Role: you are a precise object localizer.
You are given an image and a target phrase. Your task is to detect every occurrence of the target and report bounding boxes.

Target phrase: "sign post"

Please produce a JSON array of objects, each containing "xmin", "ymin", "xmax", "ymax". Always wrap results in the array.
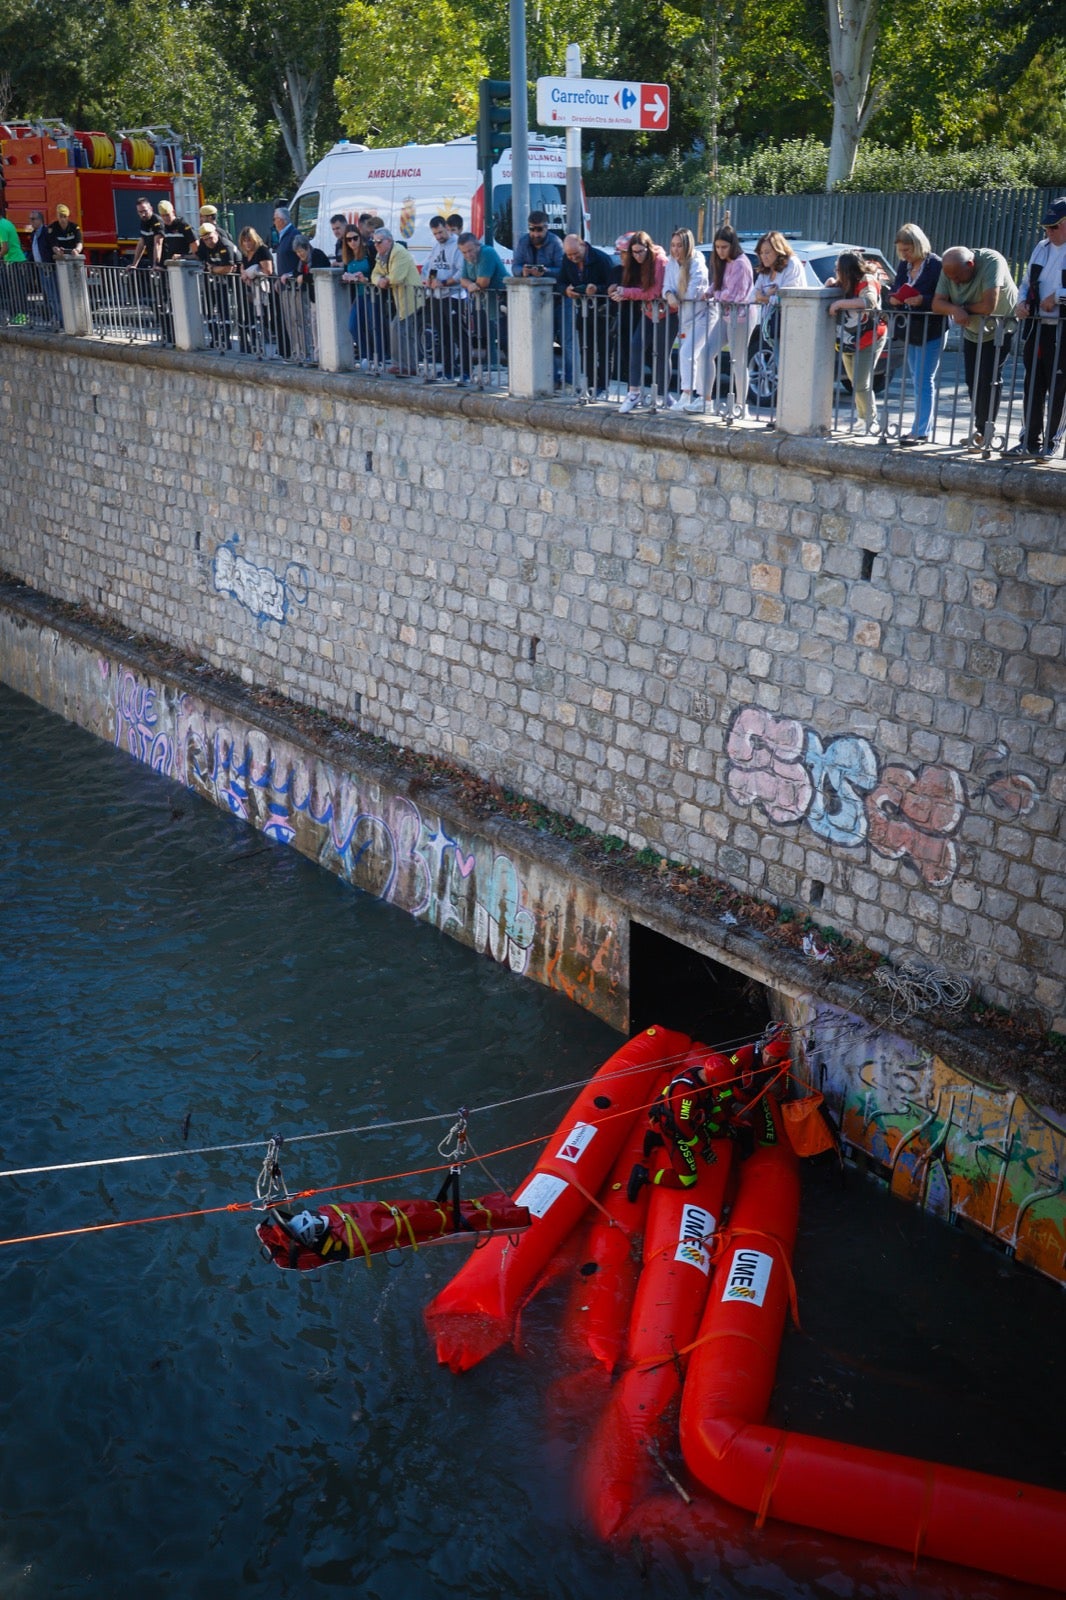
[
  {"xmin": 535, "ymin": 77, "xmax": 670, "ymax": 133},
  {"xmin": 565, "ymin": 44, "xmax": 582, "ymax": 237}
]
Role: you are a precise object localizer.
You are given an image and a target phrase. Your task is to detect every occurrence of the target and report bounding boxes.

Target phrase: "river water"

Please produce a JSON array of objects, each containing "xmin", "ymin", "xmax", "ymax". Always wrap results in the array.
[{"xmin": 1, "ymin": 682, "xmax": 1063, "ymax": 1600}]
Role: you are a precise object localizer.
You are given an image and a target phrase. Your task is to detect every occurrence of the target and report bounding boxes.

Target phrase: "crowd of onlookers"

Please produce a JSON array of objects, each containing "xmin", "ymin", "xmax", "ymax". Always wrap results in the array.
[{"xmin": 2, "ymin": 191, "xmax": 1063, "ymax": 455}]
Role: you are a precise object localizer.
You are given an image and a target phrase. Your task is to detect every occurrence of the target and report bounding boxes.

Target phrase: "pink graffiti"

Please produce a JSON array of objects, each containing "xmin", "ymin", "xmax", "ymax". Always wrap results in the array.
[
  {"xmin": 455, "ymin": 849, "xmax": 476, "ymax": 878},
  {"xmin": 984, "ymin": 772, "xmax": 1037, "ymax": 818},
  {"xmin": 865, "ymin": 764, "xmax": 966, "ymax": 888},
  {"xmin": 726, "ymin": 708, "xmax": 813, "ymax": 824}
]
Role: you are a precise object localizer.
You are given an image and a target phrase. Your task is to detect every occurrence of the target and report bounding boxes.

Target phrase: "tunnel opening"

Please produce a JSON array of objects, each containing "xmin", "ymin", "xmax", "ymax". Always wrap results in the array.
[{"xmin": 629, "ymin": 921, "xmax": 771, "ymax": 1047}]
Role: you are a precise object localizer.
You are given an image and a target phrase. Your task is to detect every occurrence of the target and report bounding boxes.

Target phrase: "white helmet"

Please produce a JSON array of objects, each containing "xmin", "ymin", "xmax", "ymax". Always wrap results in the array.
[{"xmin": 286, "ymin": 1210, "xmax": 326, "ymax": 1246}]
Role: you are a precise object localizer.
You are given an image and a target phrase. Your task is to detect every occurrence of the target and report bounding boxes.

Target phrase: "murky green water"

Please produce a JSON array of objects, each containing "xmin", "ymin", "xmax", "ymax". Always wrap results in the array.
[{"xmin": 1, "ymin": 683, "xmax": 1062, "ymax": 1600}]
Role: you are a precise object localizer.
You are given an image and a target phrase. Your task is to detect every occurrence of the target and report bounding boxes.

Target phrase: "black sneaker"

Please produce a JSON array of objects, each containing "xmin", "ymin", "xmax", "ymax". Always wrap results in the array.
[
  {"xmin": 626, "ymin": 1163, "xmax": 650, "ymax": 1203},
  {"xmin": 643, "ymin": 1129, "xmax": 664, "ymax": 1158}
]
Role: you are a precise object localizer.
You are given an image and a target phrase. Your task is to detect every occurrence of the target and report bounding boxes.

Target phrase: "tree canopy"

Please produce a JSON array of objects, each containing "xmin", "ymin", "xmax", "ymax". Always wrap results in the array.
[{"xmin": 1, "ymin": 0, "xmax": 1063, "ymax": 196}]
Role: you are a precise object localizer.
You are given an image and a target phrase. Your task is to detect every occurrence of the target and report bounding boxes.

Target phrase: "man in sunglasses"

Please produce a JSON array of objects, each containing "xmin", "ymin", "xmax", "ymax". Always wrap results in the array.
[{"xmin": 513, "ymin": 210, "xmax": 570, "ymax": 386}]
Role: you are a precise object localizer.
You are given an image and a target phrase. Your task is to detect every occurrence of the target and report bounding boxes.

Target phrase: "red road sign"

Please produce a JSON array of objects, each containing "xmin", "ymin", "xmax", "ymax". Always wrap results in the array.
[{"xmin": 639, "ymin": 84, "xmax": 670, "ymax": 130}]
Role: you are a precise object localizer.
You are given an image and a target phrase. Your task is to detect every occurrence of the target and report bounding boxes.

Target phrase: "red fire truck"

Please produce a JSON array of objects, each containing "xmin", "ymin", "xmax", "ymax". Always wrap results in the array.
[{"xmin": 0, "ymin": 120, "xmax": 203, "ymax": 260}]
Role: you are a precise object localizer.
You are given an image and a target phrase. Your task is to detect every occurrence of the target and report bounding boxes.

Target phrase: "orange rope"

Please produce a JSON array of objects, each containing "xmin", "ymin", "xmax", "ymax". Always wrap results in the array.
[{"xmin": 0, "ymin": 1045, "xmax": 795, "ymax": 1252}]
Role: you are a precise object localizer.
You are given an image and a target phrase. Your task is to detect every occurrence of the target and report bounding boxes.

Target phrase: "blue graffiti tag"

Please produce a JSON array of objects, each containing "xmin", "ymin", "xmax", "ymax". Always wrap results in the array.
[
  {"xmin": 804, "ymin": 730, "xmax": 878, "ymax": 847},
  {"xmin": 212, "ymin": 536, "xmax": 310, "ymax": 626}
]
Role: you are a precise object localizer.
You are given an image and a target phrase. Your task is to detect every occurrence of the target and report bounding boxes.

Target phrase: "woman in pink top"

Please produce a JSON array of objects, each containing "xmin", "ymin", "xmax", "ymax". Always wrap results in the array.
[
  {"xmin": 608, "ymin": 230, "xmax": 673, "ymax": 412},
  {"xmin": 703, "ymin": 223, "xmax": 755, "ymax": 418}
]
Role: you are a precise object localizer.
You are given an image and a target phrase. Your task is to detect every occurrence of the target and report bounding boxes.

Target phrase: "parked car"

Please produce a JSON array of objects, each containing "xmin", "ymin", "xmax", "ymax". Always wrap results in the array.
[{"xmin": 702, "ymin": 235, "xmax": 893, "ymax": 406}]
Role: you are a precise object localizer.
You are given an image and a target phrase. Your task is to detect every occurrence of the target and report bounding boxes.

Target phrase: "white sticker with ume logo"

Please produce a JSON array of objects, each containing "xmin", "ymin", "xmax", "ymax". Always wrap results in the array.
[
  {"xmin": 555, "ymin": 1122, "xmax": 597, "ymax": 1163},
  {"xmin": 673, "ymin": 1204, "xmax": 716, "ymax": 1275},
  {"xmin": 722, "ymin": 1247, "xmax": 773, "ymax": 1306}
]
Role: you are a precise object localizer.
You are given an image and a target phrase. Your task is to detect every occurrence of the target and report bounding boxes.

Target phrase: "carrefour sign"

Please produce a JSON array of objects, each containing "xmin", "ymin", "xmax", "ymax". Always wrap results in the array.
[{"xmin": 535, "ymin": 77, "xmax": 670, "ymax": 132}]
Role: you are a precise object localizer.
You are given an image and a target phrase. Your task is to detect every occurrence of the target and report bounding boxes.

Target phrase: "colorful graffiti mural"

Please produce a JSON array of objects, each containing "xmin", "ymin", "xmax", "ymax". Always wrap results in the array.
[
  {"xmin": 725, "ymin": 707, "xmax": 1038, "ymax": 888},
  {"xmin": 97, "ymin": 659, "xmax": 624, "ymax": 1011},
  {"xmin": 796, "ymin": 1001, "xmax": 1066, "ymax": 1287}
]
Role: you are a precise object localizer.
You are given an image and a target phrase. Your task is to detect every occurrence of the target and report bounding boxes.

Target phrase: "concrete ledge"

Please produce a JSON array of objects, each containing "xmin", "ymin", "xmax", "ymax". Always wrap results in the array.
[{"xmin": 3, "ymin": 326, "xmax": 1064, "ymax": 513}]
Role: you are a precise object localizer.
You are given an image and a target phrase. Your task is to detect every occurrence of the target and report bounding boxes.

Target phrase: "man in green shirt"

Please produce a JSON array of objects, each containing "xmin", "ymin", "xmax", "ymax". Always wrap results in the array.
[
  {"xmin": 932, "ymin": 246, "xmax": 1019, "ymax": 446},
  {"xmin": 0, "ymin": 214, "xmax": 28, "ymax": 324}
]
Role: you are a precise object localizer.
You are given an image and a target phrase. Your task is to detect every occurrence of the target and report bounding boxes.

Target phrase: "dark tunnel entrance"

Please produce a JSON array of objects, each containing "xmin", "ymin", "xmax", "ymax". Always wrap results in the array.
[{"xmin": 629, "ymin": 921, "xmax": 771, "ymax": 1047}]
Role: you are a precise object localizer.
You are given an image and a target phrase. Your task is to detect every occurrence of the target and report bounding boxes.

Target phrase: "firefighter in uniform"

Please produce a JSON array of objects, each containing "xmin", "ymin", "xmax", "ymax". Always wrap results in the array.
[{"xmin": 628, "ymin": 1026, "xmax": 791, "ymax": 1199}]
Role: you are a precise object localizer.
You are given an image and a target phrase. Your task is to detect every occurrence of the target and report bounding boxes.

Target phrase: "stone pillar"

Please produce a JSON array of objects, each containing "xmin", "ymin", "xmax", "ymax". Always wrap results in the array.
[
  {"xmin": 166, "ymin": 259, "xmax": 207, "ymax": 350},
  {"xmin": 776, "ymin": 286, "xmax": 837, "ymax": 435},
  {"xmin": 56, "ymin": 258, "xmax": 93, "ymax": 337},
  {"xmin": 312, "ymin": 269, "xmax": 355, "ymax": 373},
  {"xmin": 505, "ymin": 278, "xmax": 555, "ymax": 399}
]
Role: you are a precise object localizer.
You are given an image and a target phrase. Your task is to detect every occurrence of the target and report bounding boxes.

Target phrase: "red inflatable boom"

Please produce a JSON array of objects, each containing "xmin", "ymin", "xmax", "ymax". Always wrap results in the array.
[
  {"xmin": 679, "ymin": 1122, "xmax": 1066, "ymax": 1594},
  {"xmin": 424, "ymin": 1026, "xmax": 692, "ymax": 1373}
]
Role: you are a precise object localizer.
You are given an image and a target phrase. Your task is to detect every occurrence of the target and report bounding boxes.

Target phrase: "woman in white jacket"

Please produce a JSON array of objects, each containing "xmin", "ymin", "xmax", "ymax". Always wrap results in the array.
[{"xmin": 663, "ymin": 228, "xmax": 710, "ymax": 413}]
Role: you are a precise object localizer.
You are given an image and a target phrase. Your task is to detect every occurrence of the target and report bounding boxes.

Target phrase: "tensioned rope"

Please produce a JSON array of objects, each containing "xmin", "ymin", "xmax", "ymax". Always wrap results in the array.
[
  {"xmin": 0, "ymin": 1041, "xmax": 801, "ymax": 1252},
  {"xmin": 0, "ymin": 1029, "xmax": 782, "ymax": 1182}
]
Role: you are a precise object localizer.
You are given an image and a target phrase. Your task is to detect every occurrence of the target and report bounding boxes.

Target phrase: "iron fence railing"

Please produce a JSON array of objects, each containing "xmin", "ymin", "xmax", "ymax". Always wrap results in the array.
[
  {"xmin": 560, "ymin": 295, "xmax": 776, "ymax": 425},
  {"xmin": 830, "ymin": 309, "xmax": 1064, "ymax": 460},
  {"xmin": 0, "ymin": 261, "xmax": 62, "ymax": 331},
  {"xmin": 87, "ymin": 264, "xmax": 170, "ymax": 345}
]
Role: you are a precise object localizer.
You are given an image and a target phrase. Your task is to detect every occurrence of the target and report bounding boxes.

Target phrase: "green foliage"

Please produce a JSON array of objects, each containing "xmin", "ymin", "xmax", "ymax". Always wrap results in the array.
[{"xmin": 336, "ymin": 0, "xmax": 487, "ymax": 146}]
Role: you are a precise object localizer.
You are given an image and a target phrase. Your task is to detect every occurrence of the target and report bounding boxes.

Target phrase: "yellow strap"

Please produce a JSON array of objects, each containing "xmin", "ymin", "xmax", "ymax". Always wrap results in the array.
[
  {"xmin": 387, "ymin": 1204, "xmax": 419, "ymax": 1252},
  {"xmin": 328, "ymin": 1205, "xmax": 372, "ymax": 1269}
]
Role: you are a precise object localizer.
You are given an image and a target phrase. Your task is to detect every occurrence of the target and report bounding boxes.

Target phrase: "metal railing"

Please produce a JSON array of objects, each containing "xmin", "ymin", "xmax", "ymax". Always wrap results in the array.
[
  {"xmin": 0, "ymin": 261, "xmax": 61, "ymax": 331},
  {"xmin": 87, "ymin": 265, "xmax": 170, "ymax": 345},
  {"xmin": 560, "ymin": 295, "xmax": 776, "ymax": 425},
  {"xmin": 829, "ymin": 309, "xmax": 1064, "ymax": 460},
  {"xmin": 193, "ymin": 272, "xmax": 314, "ymax": 364},
  {"xmin": 346, "ymin": 280, "xmax": 507, "ymax": 389}
]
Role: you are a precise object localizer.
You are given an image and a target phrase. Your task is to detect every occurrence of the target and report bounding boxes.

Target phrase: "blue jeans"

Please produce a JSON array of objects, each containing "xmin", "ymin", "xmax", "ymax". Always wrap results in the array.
[{"xmin": 905, "ymin": 334, "xmax": 943, "ymax": 438}]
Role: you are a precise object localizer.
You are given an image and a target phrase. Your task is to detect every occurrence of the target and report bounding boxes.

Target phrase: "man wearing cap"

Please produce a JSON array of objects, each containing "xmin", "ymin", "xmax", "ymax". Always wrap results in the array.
[
  {"xmin": 49, "ymin": 205, "xmax": 83, "ymax": 259},
  {"xmin": 197, "ymin": 221, "xmax": 238, "ymax": 348},
  {"xmin": 1009, "ymin": 198, "xmax": 1066, "ymax": 460}
]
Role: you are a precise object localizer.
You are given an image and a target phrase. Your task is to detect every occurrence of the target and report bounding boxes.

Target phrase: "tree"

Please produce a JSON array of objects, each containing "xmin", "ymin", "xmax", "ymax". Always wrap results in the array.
[
  {"xmin": 336, "ymin": 0, "xmax": 488, "ymax": 147},
  {"xmin": 825, "ymin": 0, "xmax": 882, "ymax": 189}
]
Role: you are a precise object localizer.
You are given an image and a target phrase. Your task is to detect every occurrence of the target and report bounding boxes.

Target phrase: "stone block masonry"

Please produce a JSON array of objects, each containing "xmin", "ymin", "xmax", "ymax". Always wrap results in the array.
[{"xmin": 0, "ymin": 331, "xmax": 1063, "ymax": 1031}]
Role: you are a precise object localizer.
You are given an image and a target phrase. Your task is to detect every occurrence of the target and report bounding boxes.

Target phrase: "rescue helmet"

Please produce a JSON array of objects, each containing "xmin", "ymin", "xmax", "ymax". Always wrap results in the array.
[{"xmin": 286, "ymin": 1210, "xmax": 326, "ymax": 1246}]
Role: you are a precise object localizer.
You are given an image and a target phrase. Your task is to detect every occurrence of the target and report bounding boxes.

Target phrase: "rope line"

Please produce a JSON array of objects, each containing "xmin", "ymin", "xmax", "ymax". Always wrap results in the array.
[
  {"xmin": 0, "ymin": 1030, "xmax": 799, "ymax": 1251},
  {"xmin": 0, "ymin": 1030, "xmax": 780, "ymax": 1183}
]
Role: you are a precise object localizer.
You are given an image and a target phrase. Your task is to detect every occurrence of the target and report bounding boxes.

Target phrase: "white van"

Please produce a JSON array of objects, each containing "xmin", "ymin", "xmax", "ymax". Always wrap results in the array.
[{"xmin": 289, "ymin": 135, "xmax": 580, "ymax": 268}]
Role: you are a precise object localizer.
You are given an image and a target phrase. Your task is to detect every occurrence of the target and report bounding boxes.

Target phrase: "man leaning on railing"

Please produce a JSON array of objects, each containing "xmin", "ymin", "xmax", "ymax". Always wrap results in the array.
[
  {"xmin": 931, "ymin": 245, "xmax": 1018, "ymax": 449},
  {"xmin": 1008, "ymin": 197, "xmax": 1066, "ymax": 461}
]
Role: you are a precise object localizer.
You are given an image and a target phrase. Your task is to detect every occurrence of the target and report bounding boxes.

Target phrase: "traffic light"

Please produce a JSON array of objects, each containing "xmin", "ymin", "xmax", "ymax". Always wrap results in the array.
[{"xmin": 477, "ymin": 79, "xmax": 511, "ymax": 172}]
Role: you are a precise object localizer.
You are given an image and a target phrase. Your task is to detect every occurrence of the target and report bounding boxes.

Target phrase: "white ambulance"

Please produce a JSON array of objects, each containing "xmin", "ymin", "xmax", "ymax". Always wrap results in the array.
[{"xmin": 288, "ymin": 135, "xmax": 580, "ymax": 267}]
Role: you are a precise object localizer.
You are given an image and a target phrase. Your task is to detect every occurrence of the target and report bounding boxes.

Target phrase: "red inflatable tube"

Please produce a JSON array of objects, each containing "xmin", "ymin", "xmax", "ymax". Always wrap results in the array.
[
  {"xmin": 679, "ymin": 1120, "xmax": 1066, "ymax": 1593},
  {"xmin": 582, "ymin": 1139, "xmax": 736, "ymax": 1539},
  {"xmin": 564, "ymin": 1087, "xmax": 662, "ymax": 1375},
  {"xmin": 424, "ymin": 1026, "xmax": 692, "ymax": 1373}
]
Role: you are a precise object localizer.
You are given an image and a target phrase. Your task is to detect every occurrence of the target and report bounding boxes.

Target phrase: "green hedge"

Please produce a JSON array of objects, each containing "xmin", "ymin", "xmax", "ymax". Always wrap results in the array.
[{"xmin": 584, "ymin": 137, "xmax": 1066, "ymax": 197}]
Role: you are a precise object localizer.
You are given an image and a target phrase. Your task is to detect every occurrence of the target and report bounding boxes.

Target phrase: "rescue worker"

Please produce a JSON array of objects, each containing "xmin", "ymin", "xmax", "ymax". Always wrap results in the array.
[{"xmin": 628, "ymin": 1025, "xmax": 791, "ymax": 1198}]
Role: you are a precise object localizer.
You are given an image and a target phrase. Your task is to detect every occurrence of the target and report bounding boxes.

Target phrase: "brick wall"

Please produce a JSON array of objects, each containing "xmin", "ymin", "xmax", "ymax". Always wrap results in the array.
[{"xmin": 1, "ymin": 334, "xmax": 1063, "ymax": 1029}]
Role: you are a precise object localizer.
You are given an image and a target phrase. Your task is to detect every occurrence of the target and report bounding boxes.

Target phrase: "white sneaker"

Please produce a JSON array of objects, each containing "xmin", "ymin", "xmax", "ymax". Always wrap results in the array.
[
  {"xmin": 682, "ymin": 394, "xmax": 705, "ymax": 414},
  {"xmin": 619, "ymin": 393, "xmax": 641, "ymax": 414},
  {"xmin": 669, "ymin": 392, "xmax": 689, "ymax": 410}
]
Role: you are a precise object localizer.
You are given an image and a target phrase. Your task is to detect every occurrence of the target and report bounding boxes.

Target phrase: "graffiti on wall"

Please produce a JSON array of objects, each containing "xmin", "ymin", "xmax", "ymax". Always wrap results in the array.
[
  {"xmin": 212, "ymin": 536, "xmax": 310, "ymax": 626},
  {"xmin": 725, "ymin": 707, "xmax": 1038, "ymax": 888},
  {"xmin": 96, "ymin": 659, "xmax": 622, "ymax": 1012},
  {"xmin": 799, "ymin": 1001, "xmax": 1066, "ymax": 1287}
]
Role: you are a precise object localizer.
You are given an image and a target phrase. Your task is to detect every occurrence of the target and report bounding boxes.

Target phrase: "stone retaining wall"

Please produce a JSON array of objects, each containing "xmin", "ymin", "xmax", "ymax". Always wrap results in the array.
[{"xmin": 0, "ymin": 331, "xmax": 1063, "ymax": 1030}]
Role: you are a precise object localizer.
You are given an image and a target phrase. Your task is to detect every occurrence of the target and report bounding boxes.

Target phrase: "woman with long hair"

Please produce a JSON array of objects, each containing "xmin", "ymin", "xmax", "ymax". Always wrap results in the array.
[
  {"xmin": 750, "ymin": 231, "xmax": 804, "ymax": 304},
  {"xmin": 829, "ymin": 250, "xmax": 889, "ymax": 433},
  {"xmin": 704, "ymin": 223, "xmax": 754, "ymax": 418},
  {"xmin": 608, "ymin": 230, "xmax": 672, "ymax": 412},
  {"xmin": 887, "ymin": 222, "xmax": 944, "ymax": 444},
  {"xmin": 341, "ymin": 224, "xmax": 374, "ymax": 361},
  {"xmin": 237, "ymin": 225, "xmax": 274, "ymax": 355},
  {"xmin": 663, "ymin": 227, "xmax": 710, "ymax": 412}
]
